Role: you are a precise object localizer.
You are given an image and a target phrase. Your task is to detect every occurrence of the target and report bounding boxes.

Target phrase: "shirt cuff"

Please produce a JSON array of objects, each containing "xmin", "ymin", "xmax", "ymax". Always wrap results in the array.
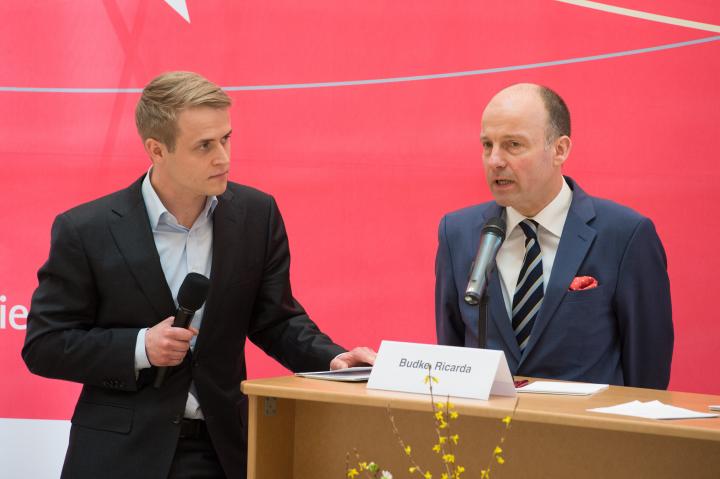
[{"xmin": 135, "ymin": 328, "xmax": 152, "ymax": 371}]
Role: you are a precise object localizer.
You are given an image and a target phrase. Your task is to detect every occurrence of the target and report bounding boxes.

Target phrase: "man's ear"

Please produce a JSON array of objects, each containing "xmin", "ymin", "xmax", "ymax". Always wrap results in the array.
[
  {"xmin": 553, "ymin": 135, "xmax": 572, "ymax": 167},
  {"xmin": 144, "ymin": 138, "xmax": 167, "ymax": 165}
]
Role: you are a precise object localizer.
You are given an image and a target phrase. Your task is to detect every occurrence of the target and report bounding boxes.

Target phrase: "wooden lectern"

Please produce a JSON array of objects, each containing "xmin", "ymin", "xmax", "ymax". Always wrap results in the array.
[{"xmin": 241, "ymin": 376, "xmax": 720, "ymax": 478}]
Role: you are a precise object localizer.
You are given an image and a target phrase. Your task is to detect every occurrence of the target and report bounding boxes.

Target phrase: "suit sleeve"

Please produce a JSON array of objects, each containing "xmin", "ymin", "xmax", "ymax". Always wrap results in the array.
[
  {"xmin": 615, "ymin": 217, "xmax": 674, "ymax": 389},
  {"xmin": 22, "ymin": 213, "xmax": 140, "ymax": 391},
  {"xmin": 247, "ymin": 196, "xmax": 346, "ymax": 371},
  {"xmin": 435, "ymin": 215, "xmax": 466, "ymax": 346}
]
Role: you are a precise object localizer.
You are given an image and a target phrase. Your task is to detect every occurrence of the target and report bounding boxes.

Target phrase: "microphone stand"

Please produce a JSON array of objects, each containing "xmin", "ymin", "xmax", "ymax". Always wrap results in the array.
[{"xmin": 478, "ymin": 285, "xmax": 489, "ymax": 349}]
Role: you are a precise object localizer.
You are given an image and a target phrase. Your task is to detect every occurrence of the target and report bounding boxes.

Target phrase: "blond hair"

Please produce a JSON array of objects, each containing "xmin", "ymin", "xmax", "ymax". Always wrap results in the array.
[{"xmin": 135, "ymin": 71, "xmax": 232, "ymax": 151}]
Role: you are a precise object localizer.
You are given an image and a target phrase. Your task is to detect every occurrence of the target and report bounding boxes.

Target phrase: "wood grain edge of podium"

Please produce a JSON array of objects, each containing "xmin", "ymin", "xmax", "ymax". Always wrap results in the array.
[{"xmin": 241, "ymin": 376, "xmax": 720, "ymax": 479}]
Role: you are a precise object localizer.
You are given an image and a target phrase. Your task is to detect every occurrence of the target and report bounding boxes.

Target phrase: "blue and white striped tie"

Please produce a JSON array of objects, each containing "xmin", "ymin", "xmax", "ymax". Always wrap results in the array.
[{"xmin": 512, "ymin": 219, "xmax": 544, "ymax": 352}]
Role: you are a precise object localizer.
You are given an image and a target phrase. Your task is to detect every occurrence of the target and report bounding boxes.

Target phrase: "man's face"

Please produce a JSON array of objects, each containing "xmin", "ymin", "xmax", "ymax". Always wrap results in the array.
[
  {"xmin": 155, "ymin": 106, "xmax": 232, "ymax": 201},
  {"xmin": 480, "ymin": 86, "xmax": 567, "ymax": 217}
]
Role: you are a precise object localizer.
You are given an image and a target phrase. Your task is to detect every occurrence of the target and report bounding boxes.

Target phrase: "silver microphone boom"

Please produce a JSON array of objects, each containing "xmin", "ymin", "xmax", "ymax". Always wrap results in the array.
[{"xmin": 464, "ymin": 217, "xmax": 506, "ymax": 305}]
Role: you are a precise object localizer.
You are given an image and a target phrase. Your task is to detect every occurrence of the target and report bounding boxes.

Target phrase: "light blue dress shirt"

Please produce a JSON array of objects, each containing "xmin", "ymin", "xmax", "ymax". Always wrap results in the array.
[{"xmin": 134, "ymin": 169, "xmax": 217, "ymax": 418}]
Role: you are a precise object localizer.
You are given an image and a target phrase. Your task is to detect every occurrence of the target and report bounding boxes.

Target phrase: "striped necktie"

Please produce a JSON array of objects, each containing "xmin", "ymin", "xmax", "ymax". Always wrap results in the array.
[{"xmin": 512, "ymin": 219, "xmax": 544, "ymax": 352}]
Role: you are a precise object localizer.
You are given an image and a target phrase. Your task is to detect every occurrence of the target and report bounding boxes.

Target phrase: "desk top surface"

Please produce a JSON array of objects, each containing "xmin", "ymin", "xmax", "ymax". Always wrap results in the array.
[{"xmin": 242, "ymin": 375, "xmax": 720, "ymax": 441}]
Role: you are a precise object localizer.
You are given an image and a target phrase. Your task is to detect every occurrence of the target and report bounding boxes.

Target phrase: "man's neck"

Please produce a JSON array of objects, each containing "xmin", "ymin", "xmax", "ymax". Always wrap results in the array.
[{"xmin": 150, "ymin": 174, "xmax": 205, "ymax": 228}]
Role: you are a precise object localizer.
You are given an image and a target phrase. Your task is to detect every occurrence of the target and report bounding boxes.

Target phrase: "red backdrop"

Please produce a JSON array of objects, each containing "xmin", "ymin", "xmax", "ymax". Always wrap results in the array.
[{"xmin": 2, "ymin": 0, "xmax": 719, "ymax": 421}]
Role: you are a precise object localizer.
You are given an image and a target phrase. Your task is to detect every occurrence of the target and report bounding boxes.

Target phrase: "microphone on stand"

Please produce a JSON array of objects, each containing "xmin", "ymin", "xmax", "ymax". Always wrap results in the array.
[{"xmin": 464, "ymin": 217, "xmax": 506, "ymax": 305}]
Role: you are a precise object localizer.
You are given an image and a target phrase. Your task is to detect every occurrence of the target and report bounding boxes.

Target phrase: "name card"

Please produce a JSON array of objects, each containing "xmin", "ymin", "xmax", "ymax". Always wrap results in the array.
[{"xmin": 367, "ymin": 340, "xmax": 516, "ymax": 400}]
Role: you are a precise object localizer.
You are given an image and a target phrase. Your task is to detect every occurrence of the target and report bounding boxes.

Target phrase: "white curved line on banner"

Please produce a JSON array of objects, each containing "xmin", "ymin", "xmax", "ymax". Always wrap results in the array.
[
  {"xmin": 555, "ymin": 0, "xmax": 720, "ymax": 33},
  {"xmin": 1, "ymin": 35, "xmax": 718, "ymax": 94}
]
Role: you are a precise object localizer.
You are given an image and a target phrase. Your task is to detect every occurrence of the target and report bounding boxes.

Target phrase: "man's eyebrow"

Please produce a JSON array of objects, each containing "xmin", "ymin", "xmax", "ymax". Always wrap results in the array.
[
  {"xmin": 194, "ymin": 130, "xmax": 232, "ymax": 146},
  {"xmin": 500, "ymin": 133, "xmax": 528, "ymax": 140}
]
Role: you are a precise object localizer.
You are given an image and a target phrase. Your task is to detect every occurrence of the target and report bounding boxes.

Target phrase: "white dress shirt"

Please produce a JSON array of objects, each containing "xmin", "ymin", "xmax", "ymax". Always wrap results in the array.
[
  {"xmin": 495, "ymin": 178, "xmax": 573, "ymax": 320},
  {"xmin": 134, "ymin": 169, "xmax": 217, "ymax": 419}
]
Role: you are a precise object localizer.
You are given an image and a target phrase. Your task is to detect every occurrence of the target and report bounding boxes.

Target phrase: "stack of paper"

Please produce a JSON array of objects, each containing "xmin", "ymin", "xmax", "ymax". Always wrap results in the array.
[
  {"xmin": 588, "ymin": 400, "xmax": 718, "ymax": 420},
  {"xmin": 295, "ymin": 366, "xmax": 372, "ymax": 382},
  {"xmin": 516, "ymin": 381, "xmax": 608, "ymax": 395}
]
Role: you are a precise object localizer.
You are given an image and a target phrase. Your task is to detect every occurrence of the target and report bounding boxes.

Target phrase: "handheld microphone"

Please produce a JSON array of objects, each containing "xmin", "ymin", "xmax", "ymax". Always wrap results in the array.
[
  {"xmin": 464, "ymin": 217, "xmax": 506, "ymax": 305},
  {"xmin": 153, "ymin": 272, "xmax": 210, "ymax": 388}
]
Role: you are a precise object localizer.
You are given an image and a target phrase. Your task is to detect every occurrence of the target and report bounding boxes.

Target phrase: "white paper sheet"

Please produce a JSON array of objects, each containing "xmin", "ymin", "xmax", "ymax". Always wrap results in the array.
[
  {"xmin": 588, "ymin": 400, "xmax": 719, "ymax": 420},
  {"xmin": 516, "ymin": 381, "xmax": 608, "ymax": 395}
]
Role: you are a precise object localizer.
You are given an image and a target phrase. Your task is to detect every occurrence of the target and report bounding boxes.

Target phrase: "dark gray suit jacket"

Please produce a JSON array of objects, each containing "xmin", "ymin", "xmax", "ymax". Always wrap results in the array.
[
  {"xmin": 23, "ymin": 176, "xmax": 345, "ymax": 478},
  {"xmin": 436, "ymin": 177, "xmax": 673, "ymax": 389}
]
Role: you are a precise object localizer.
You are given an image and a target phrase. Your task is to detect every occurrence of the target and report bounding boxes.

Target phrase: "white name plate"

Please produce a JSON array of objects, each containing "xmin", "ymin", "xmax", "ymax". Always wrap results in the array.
[{"xmin": 367, "ymin": 340, "xmax": 516, "ymax": 400}]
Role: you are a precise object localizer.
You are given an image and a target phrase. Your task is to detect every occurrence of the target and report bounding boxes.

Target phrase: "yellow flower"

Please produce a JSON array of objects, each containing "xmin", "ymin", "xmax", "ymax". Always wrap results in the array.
[
  {"xmin": 493, "ymin": 446, "xmax": 503, "ymax": 455},
  {"xmin": 347, "ymin": 468, "xmax": 359, "ymax": 478},
  {"xmin": 438, "ymin": 436, "xmax": 447, "ymax": 444},
  {"xmin": 436, "ymin": 401, "xmax": 446, "ymax": 410},
  {"xmin": 435, "ymin": 410, "xmax": 444, "ymax": 421},
  {"xmin": 496, "ymin": 456, "xmax": 505, "ymax": 465},
  {"xmin": 449, "ymin": 411, "xmax": 459, "ymax": 420},
  {"xmin": 404, "ymin": 445, "xmax": 412, "ymax": 455},
  {"xmin": 455, "ymin": 466, "xmax": 465, "ymax": 474},
  {"xmin": 441, "ymin": 474, "xmax": 449, "ymax": 479},
  {"xmin": 450, "ymin": 434, "xmax": 459, "ymax": 445},
  {"xmin": 409, "ymin": 466, "xmax": 418, "ymax": 473},
  {"xmin": 480, "ymin": 469, "xmax": 490, "ymax": 479},
  {"xmin": 358, "ymin": 462, "xmax": 367, "ymax": 470},
  {"xmin": 502, "ymin": 416, "xmax": 512, "ymax": 426},
  {"xmin": 447, "ymin": 401, "xmax": 455, "ymax": 409},
  {"xmin": 439, "ymin": 419, "xmax": 448, "ymax": 429},
  {"xmin": 424, "ymin": 472, "xmax": 432, "ymax": 479},
  {"xmin": 432, "ymin": 444, "xmax": 442, "ymax": 453},
  {"xmin": 442, "ymin": 453, "xmax": 455, "ymax": 463}
]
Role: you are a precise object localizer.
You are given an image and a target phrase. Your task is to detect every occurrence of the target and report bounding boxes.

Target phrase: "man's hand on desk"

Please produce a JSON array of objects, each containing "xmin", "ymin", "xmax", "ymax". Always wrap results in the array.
[{"xmin": 330, "ymin": 346, "xmax": 377, "ymax": 370}]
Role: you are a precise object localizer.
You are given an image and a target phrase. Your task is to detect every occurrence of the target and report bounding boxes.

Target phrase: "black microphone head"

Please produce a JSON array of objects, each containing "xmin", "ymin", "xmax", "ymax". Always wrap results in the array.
[
  {"xmin": 177, "ymin": 273, "xmax": 210, "ymax": 311},
  {"xmin": 482, "ymin": 217, "xmax": 506, "ymax": 241}
]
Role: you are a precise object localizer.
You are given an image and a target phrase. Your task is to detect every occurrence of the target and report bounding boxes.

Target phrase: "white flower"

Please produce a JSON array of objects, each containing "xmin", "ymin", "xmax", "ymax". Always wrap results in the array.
[{"xmin": 380, "ymin": 471, "xmax": 393, "ymax": 479}]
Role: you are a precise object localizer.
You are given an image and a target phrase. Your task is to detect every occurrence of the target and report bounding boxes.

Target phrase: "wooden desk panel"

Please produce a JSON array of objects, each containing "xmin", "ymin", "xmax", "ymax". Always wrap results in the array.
[{"xmin": 242, "ymin": 377, "xmax": 720, "ymax": 478}]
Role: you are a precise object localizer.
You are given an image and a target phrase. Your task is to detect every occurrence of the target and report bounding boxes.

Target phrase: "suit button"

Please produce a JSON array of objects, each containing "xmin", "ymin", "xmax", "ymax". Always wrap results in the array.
[{"xmin": 172, "ymin": 415, "xmax": 181, "ymax": 425}]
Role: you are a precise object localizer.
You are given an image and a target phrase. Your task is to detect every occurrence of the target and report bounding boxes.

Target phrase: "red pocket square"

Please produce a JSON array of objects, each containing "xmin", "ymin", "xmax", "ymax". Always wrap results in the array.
[{"xmin": 569, "ymin": 276, "xmax": 598, "ymax": 291}]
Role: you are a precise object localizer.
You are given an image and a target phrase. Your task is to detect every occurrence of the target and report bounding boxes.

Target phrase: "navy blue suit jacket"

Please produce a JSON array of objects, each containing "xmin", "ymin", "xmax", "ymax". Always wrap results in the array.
[{"xmin": 435, "ymin": 177, "xmax": 673, "ymax": 389}]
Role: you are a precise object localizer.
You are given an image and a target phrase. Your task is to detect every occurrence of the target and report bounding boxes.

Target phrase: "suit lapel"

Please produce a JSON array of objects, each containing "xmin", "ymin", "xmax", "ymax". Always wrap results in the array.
[
  {"xmin": 109, "ymin": 177, "xmax": 175, "ymax": 322},
  {"xmin": 194, "ymin": 187, "xmax": 246, "ymax": 352},
  {"xmin": 520, "ymin": 179, "xmax": 596, "ymax": 360},
  {"xmin": 487, "ymin": 266, "xmax": 521, "ymax": 362},
  {"xmin": 475, "ymin": 204, "xmax": 522, "ymax": 362}
]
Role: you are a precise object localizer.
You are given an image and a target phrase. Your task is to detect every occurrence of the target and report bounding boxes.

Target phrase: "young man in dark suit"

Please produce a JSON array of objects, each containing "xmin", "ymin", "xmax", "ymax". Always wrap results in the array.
[
  {"xmin": 435, "ymin": 83, "xmax": 673, "ymax": 389},
  {"xmin": 23, "ymin": 71, "xmax": 375, "ymax": 479}
]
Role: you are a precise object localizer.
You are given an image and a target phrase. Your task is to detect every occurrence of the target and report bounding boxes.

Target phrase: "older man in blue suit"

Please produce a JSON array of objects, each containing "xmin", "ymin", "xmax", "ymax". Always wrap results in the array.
[{"xmin": 435, "ymin": 83, "xmax": 673, "ymax": 389}]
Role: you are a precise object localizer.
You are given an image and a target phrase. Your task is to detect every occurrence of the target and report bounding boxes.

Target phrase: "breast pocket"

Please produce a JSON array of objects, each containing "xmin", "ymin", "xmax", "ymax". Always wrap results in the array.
[
  {"xmin": 556, "ymin": 286, "xmax": 617, "ymax": 360},
  {"xmin": 563, "ymin": 285, "xmax": 606, "ymax": 303}
]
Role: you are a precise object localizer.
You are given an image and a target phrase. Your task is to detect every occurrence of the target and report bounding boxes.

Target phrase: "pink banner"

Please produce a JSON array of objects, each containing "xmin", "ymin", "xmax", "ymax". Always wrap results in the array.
[{"xmin": 2, "ymin": 0, "xmax": 719, "ymax": 421}]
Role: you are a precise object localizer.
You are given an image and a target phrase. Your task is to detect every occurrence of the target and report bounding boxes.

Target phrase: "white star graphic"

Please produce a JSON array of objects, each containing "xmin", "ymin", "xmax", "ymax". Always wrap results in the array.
[{"xmin": 163, "ymin": 0, "xmax": 190, "ymax": 23}]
